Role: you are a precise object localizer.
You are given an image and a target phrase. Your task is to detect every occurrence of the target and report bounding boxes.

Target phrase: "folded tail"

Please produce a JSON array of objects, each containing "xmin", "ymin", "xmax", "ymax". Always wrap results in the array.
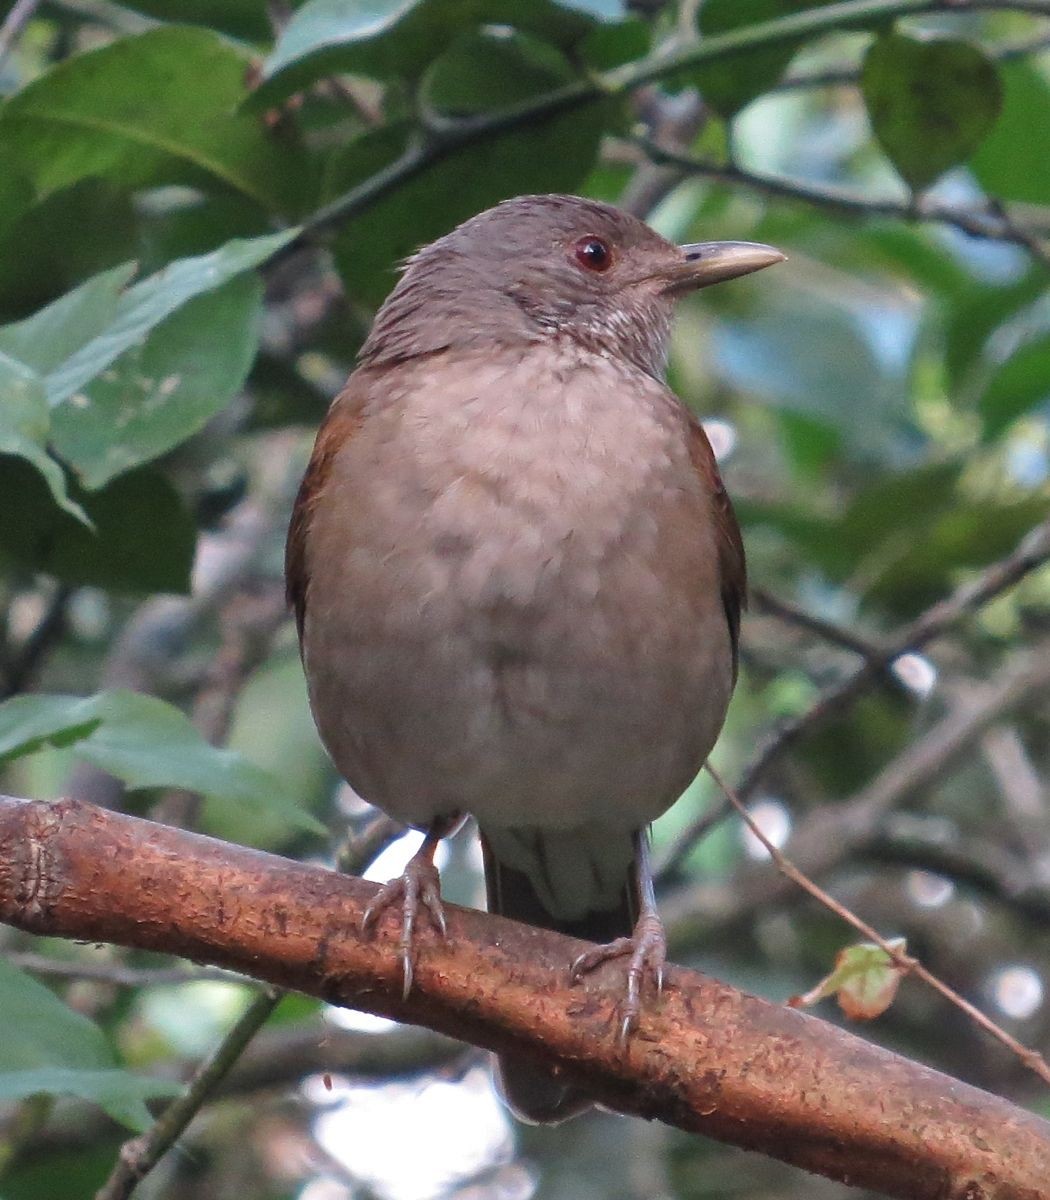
[{"xmin": 480, "ymin": 829, "xmax": 638, "ymax": 1124}]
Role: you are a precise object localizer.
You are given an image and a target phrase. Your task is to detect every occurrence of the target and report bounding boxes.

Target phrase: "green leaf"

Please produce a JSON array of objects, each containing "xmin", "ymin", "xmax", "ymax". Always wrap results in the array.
[
  {"xmin": 328, "ymin": 96, "xmax": 611, "ymax": 307},
  {"xmin": 422, "ymin": 29, "xmax": 575, "ymax": 117},
  {"xmin": 943, "ymin": 269, "xmax": 1046, "ymax": 391},
  {"xmin": 693, "ymin": 0, "xmax": 827, "ymax": 117},
  {"xmin": 0, "ymin": 690, "xmax": 325, "ymax": 835},
  {"xmin": 121, "ymin": 0, "xmax": 273, "ymax": 41},
  {"xmin": 0, "ymin": 263, "xmax": 137, "ymax": 376},
  {"xmin": 789, "ymin": 939, "xmax": 906, "ymax": 1020},
  {"xmin": 44, "ymin": 231, "xmax": 294, "ymax": 408},
  {"xmin": 579, "ymin": 17, "xmax": 649, "ymax": 70},
  {"xmin": 861, "ymin": 33, "xmax": 1002, "ymax": 192},
  {"xmin": 0, "ymin": 694, "xmax": 102, "ymax": 760},
  {"xmin": 0, "ymin": 27, "xmax": 314, "ymax": 217},
  {"xmin": 838, "ymin": 461, "xmax": 962, "ymax": 554},
  {"xmin": 862, "ymin": 493, "xmax": 1050, "ymax": 613},
  {"xmin": 0, "ymin": 352, "xmax": 87, "ymax": 522},
  {"xmin": 739, "ymin": 462, "xmax": 969, "ymax": 599},
  {"xmin": 0, "ymin": 1069, "xmax": 179, "ymax": 1132},
  {"xmin": 256, "ymin": 0, "xmax": 618, "ymax": 106},
  {"xmin": 978, "ymin": 334, "xmax": 1050, "ymax": 441},
  {"xmin": 711, "ymin": 294, "xmax": 911, "ymax": 463},
  {"xmin": 0, "ymin": 960, "xmax": 175, "ymax": 1132},
  {"xmin": 0, "ymin": 180, "xmax": 138, "ymax": 319},
  {"xmin": 0, "ymin": 232, "xmax": 286, "ymax": 438},
  {"xmin": 972, "ymin": 60, "xmax": 1050, "ymax": 205},
  {"xmin": 0, "ymin": 959, "xmax": 113, "ymax": 1072},
  {"xmin": 51, "ymin": 274, "xmax": 263, "ymax": 489},
  {"xmin": 0, "ymin": 459, "xmax": 196, "ymax": 593}
]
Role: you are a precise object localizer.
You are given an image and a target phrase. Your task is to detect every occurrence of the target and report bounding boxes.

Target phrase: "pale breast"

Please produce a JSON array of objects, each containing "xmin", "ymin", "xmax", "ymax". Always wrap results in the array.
[{"xmin": 302, "ymin": 342, "xmax": 734, "ymax": 830}]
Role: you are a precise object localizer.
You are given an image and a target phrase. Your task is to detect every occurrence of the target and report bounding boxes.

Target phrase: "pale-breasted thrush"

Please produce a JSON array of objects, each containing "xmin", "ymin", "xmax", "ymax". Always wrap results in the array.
[{"xmin": 287, "ymin": 194, "xmax": 784, "ymax": 1122}]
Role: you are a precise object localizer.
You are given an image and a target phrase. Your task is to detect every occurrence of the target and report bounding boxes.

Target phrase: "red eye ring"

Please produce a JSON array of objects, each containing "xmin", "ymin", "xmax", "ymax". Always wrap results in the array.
[{"xmin": 573, "ymin": 235, "xmax": 613, "ymax": 272}]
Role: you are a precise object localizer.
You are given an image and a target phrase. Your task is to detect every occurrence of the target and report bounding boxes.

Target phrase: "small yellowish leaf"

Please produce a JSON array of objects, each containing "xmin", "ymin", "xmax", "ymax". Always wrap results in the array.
[{"xmin": 788, "ymin": 939, "xmax": 907, "ymax": 1021}]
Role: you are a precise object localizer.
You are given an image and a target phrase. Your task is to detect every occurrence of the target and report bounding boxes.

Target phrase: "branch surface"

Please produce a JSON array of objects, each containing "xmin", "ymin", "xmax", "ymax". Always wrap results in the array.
[{"xmin": 1, "ymin": 796, "xmax": 1048, "ymax": 1199}]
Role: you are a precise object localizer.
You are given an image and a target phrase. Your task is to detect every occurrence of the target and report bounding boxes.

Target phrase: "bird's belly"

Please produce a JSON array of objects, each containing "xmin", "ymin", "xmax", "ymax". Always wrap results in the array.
[
  {"xmin": 304, "ymin": 494, "xmax": 732, "ymax": 832},
  {"xmin": 301, "ymin": 347, "xmax": 734, "ymax": 830}
]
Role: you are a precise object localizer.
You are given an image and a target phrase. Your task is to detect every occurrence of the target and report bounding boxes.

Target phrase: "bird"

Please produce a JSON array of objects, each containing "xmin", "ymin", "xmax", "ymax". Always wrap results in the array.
[{"xmin": 286, "ymin": 193, "xmax": 784, "ymax": 1122}]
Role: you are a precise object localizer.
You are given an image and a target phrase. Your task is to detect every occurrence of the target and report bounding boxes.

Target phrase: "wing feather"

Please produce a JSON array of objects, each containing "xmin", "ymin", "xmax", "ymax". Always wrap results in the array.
[
  {"xmin": 285, "ymin": 388, "xmax": 366, "ymax": 642},
  {"xmin": 687, "ymin": 420, "xmax": 747, "ymax": 677}
]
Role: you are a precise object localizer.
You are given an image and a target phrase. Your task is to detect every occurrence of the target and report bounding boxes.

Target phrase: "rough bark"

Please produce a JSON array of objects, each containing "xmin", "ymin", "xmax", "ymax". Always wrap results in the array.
[{"xmin": 1, "ymin": 794, "xmax": 1047, "ymax": 1200}]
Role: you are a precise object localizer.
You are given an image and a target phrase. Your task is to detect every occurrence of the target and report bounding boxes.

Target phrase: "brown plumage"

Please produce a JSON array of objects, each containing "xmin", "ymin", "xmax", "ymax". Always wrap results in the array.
[{"xmin": 286, "ymin": 194, "xmax": 782, "ymax": 1122}]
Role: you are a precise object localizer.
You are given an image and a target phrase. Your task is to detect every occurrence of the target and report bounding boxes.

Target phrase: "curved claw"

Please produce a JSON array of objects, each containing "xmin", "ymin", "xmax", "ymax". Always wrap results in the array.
[
  {"xmin": 360, "ymin": 851, "xmax": 447, "ymax": 998},
  {"xmin": 569, "ymin": 937, "xmax": 633, "ymax": 985},
  {"xmin": 571, "ymin": 913, "xmax": 667, "ymax": 1045}
]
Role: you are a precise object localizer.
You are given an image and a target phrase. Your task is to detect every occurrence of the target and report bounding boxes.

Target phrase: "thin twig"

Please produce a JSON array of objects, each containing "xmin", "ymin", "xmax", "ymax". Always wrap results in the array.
[
  {"xmin": 94, "ymin": 810, "xmax": 404, "ymax": 1199},
  {"xmin": 287, "ymin": 0, "xmax": 1050, "ymax": 256},
  {"xmin": 95, "ymin": 987, "xmax": 284, "ymax": 1200},
  {"xmin": 635, "ymin": 141, "xmax": 1050, "ymax": 261},
  {"xmin": 665, "ymin": 646, "xmax": 1050, "ymax": 948},
  {"xmin": 777, "ymin": 28, "xmax": 1050, "ymax": 90},
  {"xmin": 7, "ymin": 953, "xmax": 244, "ymax": 988},
  {"xmin": 608, "ymin": 0, "xmax": 1050, "ymax": 94},
  {"xmin": 661, "ymin": 519, "xmax": 1050, "ymax": 875},
  {"xmin": 0, "ymin": 586, "xmax": 73, "ymax": 699},
  {"xmin": 335, "ymin": 812, "xmax": 405, "ymax": 874},
  {"xmin": 620, "ymin": 88, "xmax": 708, "ymax": 219},
  {"xmin": 0, "ymin": 0, "xmax": 41, "ymax": 70},
  {"xmin": 704, "ymin": 761, "xmax": 1050, "ymax": 1087},
  {"xmin": 751, "ymin": 587, "xmax": 882, "ymax": 660}
]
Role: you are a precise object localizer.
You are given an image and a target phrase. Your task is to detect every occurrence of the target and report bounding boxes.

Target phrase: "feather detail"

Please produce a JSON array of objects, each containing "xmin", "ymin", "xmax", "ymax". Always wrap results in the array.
[
  {"xmin": 285, "ymin": 388, "xmax": 366, "ymax": 641},
  {"xmin": 687, "ymin": 419, "xmax": 747, "ymax": 678}
]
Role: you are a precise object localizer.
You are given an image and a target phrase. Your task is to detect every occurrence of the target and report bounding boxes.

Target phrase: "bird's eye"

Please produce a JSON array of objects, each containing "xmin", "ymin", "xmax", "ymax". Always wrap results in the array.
[{"xmin": 573, "ymin": 236, "xmax": 613, "ymax": 272}]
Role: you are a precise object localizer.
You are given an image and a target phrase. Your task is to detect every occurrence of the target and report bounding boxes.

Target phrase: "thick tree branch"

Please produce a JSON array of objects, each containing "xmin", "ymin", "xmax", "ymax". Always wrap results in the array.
[
  {"xmin": 1, "ymin": 796, "xmax": 1048, "ymax": 1199},
  {"xmin": 94, "ymin": 802, "xmax": 404, "ymax": 1199}
]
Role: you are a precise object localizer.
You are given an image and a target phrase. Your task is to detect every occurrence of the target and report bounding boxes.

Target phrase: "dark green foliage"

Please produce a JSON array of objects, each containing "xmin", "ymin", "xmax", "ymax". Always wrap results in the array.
[
  {"xmin": 861, "ymin": 32, "xmax": 1002, "ymax": 191},
  {"xmin": 0, "ymin": 1, "xmax": 1047, "ymax": 1197}
]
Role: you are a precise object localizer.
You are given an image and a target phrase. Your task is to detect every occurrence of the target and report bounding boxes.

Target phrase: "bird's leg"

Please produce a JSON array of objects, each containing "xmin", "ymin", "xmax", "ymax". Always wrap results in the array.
[
  {"xmin": 569, "ymin": 828, "xmax": 667, "ymax": 1045},
  {"xmin": 361, "ymin": 813, "xmax": 461, "ymax": 999}
]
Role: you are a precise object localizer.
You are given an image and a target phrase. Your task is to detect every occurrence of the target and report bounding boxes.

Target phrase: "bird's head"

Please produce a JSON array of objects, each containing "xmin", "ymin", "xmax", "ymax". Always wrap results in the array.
[{"xmin": 359, "ymin": 194, "xmax": 784, "ymax": 378}]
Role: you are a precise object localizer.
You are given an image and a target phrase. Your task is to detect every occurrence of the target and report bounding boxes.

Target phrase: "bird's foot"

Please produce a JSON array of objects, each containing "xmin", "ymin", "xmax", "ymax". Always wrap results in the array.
[
  {"xmin": 570, "ymin": 910, "xmax": 666, "ymax": 1045},
  {"xmin": 362, "ymin": 850, "xmax": 446, "ymax": 999}
]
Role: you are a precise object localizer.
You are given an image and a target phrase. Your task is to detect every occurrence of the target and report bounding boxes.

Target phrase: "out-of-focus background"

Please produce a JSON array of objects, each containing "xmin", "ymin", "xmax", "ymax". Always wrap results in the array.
[{"xmin": 0, "ymin": 1, "xmax": 1048, "ymax": 1197}]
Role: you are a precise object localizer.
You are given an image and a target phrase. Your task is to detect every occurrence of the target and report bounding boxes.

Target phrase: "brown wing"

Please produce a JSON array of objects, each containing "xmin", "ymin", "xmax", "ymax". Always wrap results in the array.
[
  {"xmin": 688, "ymin": 419, "xmax": 747, "ymax": 678},
  {"xmin": 285, "ymin": 385, "xmax": 366, "ymax": 643}
]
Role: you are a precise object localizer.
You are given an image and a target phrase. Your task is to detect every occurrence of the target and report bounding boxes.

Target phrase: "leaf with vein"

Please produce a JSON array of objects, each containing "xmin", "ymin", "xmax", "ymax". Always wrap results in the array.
[{"xmin": 0, "ymin": 691, "xmax": 324, "ymax": 835}]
